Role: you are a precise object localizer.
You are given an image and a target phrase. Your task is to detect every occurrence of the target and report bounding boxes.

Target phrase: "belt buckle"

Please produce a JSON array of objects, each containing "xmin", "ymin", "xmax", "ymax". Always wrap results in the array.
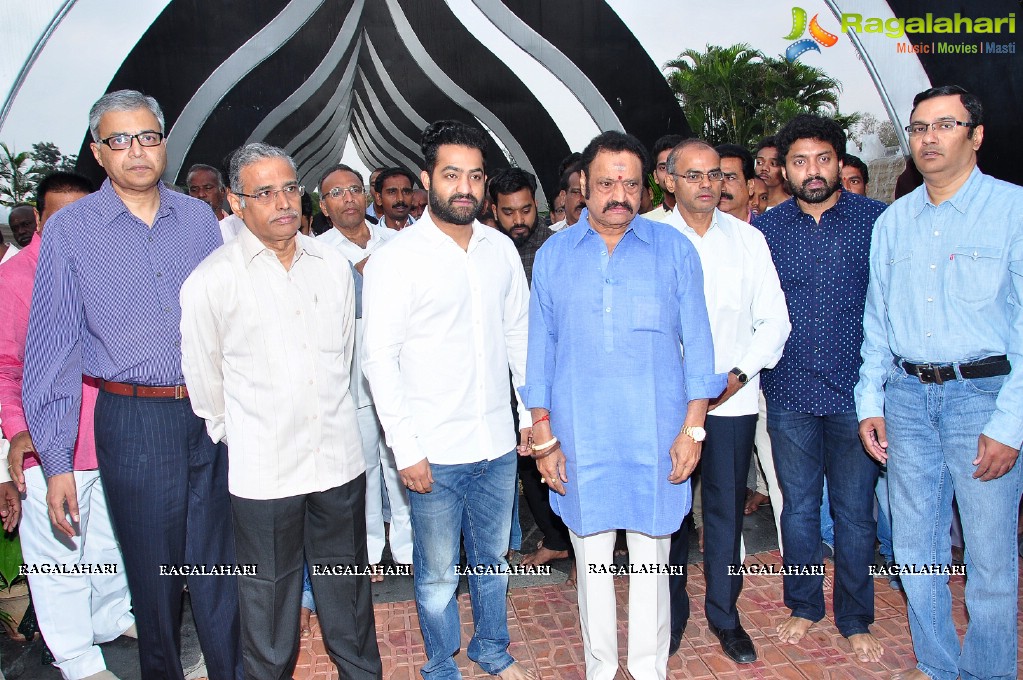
[
  {"xmin": 174, "ymin": 385, "xmax": 186, "ymax": 400},
  {"xmin": 929, "ymin": 363, "xmax": 945, "ymax": 385}
]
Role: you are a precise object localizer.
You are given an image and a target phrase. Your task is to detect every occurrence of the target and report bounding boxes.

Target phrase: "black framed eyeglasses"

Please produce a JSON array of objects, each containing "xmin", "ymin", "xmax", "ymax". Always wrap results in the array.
[
  {"xmin": 235, "ymin": 184, "xmax": 305, "ymax": 204},
  {"xmin": 99, "ymin": 132, "xmax": 164, "ymax": 150},
  {"xmin": 904, "ymin": 119, "xmax": 975, "ymax": 136}
]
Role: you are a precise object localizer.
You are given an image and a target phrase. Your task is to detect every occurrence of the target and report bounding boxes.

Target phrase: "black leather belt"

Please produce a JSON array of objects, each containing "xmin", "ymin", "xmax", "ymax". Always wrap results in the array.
[{"xmin": 900, "ymin": 355, "xmax": 1010, "ymax": 385}]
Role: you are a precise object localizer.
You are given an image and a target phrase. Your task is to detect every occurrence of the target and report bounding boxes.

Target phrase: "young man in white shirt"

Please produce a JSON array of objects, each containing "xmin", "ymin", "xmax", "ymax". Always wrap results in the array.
[
  {"xmin": 664, "ymin": 140, "xmax": 791, "ymax": 664},
  {"xmin": 180, "ymin": 143, "xmax": 380, "ymax": 680},
  {"xmin": 362, "ymin": 121, "xmax": 534, "ymax": 680},
  {"xmin": 317, "ymin": 164, "xmax": 412, "ymax": 576}
]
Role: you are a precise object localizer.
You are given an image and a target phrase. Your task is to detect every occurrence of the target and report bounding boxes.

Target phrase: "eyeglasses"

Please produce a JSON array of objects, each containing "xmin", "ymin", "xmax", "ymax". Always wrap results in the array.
[
  {"xmin": 235, "ymin": 184, "xmax": 305, "ymax": 204},
  {"xmin": 324, "ymin": 185, "xmax": 365, "ymax": 199},
  {"xmin": 673, "ymin": 170, "xmax": 725, "ymax": 183},
  {"xmin": 904, "ymin": 119, "xmax": 975, "ymax": 136},
  {"xmin": 98, "ymin": 132, "xmax": 164, "ymax": 150}
]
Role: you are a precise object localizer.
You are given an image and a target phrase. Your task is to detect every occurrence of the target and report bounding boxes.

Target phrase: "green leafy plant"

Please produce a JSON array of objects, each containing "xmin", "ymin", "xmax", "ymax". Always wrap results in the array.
[{"xmin": 0, "ymin": 529, "xmax": 24, "ymax": 591}]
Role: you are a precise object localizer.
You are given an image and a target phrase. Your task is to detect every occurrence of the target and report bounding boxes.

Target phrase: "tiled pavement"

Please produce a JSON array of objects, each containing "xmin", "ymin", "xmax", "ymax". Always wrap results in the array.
[{"xmin": 293, "ymin": 550, "xmax": 1023, "ymax": 679}]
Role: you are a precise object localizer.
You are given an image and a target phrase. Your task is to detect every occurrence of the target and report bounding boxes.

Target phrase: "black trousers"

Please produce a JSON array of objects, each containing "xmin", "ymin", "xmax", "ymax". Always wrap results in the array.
[
  {"xmin": 94, "ymin": 392, "xmax": 243, "ymax": 680},
  {"xmin": 231, "ymin": 474, "xmax": 382, "ymax": 680},
  {"xmin": 517, "ymin": 455, "xmax": 571, "ymax": 551},
  {"xmin": 669, "ymin": 414, "xmax": 758, "ymax": 633}
]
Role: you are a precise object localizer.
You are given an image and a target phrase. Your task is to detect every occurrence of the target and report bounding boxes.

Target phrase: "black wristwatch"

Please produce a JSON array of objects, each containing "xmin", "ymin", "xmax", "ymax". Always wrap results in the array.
[{"xmin": 730, "ymin": 367, "xmax": 748, "ymax": 384}]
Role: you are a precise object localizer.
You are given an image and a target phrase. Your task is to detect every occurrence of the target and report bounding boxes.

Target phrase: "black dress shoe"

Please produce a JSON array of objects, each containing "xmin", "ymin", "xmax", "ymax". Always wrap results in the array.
[{"xmin": 708, "ymin": 622, "xmax": 757, "ymax": 664}]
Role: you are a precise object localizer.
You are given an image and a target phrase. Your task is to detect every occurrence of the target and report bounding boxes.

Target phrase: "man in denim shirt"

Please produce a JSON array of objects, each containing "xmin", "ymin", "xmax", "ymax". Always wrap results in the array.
[{"xmin": 856, "ymin": 85, "xmax": 1023, "ymax": 680}]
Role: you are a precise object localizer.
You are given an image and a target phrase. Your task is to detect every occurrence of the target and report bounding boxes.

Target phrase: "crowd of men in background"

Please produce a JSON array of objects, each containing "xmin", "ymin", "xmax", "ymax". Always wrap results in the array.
[{"xmin": 0, "ymin": 82, "xmax": 1018, "ymax": 680}]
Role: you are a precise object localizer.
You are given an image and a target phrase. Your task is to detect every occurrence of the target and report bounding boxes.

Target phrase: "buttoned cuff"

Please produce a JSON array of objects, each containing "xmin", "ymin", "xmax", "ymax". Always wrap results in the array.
[
  {"xmin": 39, "ymin": 447, "xmax": 75, "ymax": 478},
  {"xmin": 391, "ymin": 435, "xmax": 428, "ymax": 471},
  {"xmin": 855, "ymin": 395, "xmax": 885, "ymax": 423},
  {"xmin": 983, "ymin": 411, "xmax": 1023, "ymax": 451},
  {"xmin": 519, "ymin": 384, "xmax": 552, "ymax": 411},
  {"xmin": 686, "ymin": 373, "xmax": 728, "ymax": 401}
]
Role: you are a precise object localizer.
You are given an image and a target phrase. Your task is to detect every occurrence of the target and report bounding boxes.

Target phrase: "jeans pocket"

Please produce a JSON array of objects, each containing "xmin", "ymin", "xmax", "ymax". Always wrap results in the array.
[{"xmin": 963, "ymin": 374, "xmax": 1005, "ymax": 396}]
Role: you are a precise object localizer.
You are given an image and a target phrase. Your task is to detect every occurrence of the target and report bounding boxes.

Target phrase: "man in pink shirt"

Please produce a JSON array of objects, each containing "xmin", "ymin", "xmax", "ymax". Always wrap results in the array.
[{"xmin": 0, "ymin": 171, "xmax": 135, "ymax": 680}]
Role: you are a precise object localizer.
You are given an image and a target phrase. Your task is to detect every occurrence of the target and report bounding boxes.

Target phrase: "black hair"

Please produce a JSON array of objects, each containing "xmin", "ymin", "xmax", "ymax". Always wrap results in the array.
[
  {"xmin": 715, "ymin": 144, "xmax": 755, "ymax": 183},
  {"xmin": 775, "ymin": 114, "xmax": 846, "ymax": 163},
  {"xmin": 578, "ymin": 131, "xmax": 649, "ymax": 179},
  {"xmin": 374, "ymin": 167, "xmax": 417, "ymax": 193},
  {"xmin": 488, "ymin": 167, "xmax": 537, "ymax": 204},
  {"xmin": 301, "ymin": 191, "xmax": 313, "ymax": 217},
  {"xmin": 35, "ymin": 171, "xmax": 95, "ymax": 215},
  {"xmin": 559, "ymin": 161, "xmax": 584, "ymax": 192},
  {"xmin": 842, "ymin": 154, "xmax": 869, "ymax": 185},
  {"xmin": 911, "ymin": 85, "xmax": 983, "ymax": 137},
  {"xmin": 755, "ymin": 136, "xmax": 778, "ymax": 155},
  {"xmin": 420, "ymin": 120, "xmax": 488, "ymax": 172},
  {"xmin": 652, "ymin": 134, "xmax": 686, "ymax": 161},
  {"xmin": 557, "ymin": 152, "xmax": 582, "ymax": 181},
  {"xmin": 317, "ymin": 163, "xmax": 363, "ymax": 193}
]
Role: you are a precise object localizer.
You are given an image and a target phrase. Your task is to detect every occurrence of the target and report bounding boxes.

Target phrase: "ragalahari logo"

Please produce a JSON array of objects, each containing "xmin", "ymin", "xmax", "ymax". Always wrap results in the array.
[{"xmin": 784, "ymin": 7, "xmax": 839, "ymax": 62}]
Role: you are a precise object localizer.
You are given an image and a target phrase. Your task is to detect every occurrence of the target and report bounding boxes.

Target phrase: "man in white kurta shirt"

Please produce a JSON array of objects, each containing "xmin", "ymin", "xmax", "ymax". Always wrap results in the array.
[
  {"xmin": 362, "ymin": 121, "xmax": 534, "ymax": 680},
  {"xmin": 317, "ymin": 164, "xmax": 412, "ymax": 572},
  {"xmin": 180, "ymin": 143, "xmax": 381, "ymax": 680},
  {"xmin": 663, "ymin": 140, "xmax": 791, "ymax": 664}
]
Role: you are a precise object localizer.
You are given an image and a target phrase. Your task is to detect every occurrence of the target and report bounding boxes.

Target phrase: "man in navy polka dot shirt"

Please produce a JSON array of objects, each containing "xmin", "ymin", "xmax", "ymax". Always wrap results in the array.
[{"xmin": 753, "ymin": 114, "xmax": 888, "ymax": 665}]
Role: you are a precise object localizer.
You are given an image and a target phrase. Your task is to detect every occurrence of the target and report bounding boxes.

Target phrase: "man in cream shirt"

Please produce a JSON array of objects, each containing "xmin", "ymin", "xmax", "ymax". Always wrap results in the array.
[
  {"xmin": 180, "ymin": 143, "xmax": 381, "ymax": 680},
  {"xmin": 663, "ymin": 140, "xmax": 790, "ymax": 664},
  {"xmin": 317, "ymin": 163, "xmax": 412, "ymax": 573}
]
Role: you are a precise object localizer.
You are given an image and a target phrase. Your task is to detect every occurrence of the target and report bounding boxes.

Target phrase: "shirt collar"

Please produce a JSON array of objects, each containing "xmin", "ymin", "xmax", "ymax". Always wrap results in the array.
[
  {"xmin": 568, "ymin": 209, "xmax": 652, "ymax": 247},
  {"xmin": 238, "ymin": 223, "xmax": 323, "ymax": 265},
  {"xmin": 417, "ymin": 209, "xmax": 493, "ymax": 251},
  {"xmin": 669, "ymin": 206, "xmax": 728, "ymax": 236},
  {"xmin": 913, "ymin": 164, "xmax": 983, "ymax": 215}
]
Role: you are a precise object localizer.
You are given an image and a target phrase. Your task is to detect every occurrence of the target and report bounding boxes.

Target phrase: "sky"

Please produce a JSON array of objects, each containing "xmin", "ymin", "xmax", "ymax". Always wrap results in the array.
[{"xmin": 0, "ymin": 0, "xmax": 927, "ymax": 217}]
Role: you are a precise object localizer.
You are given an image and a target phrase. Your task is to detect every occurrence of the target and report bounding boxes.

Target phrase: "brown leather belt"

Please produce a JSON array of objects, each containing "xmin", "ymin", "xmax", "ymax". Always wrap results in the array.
[{"xmin": 99, "ymin": 380, "xmax": 189, "ymax": 399}]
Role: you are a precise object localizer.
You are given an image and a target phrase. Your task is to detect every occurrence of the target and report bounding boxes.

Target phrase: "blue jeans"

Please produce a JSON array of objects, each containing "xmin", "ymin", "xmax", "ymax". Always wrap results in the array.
[
  {"xmin": 884, "ymin": 364, "xmax": 1023, "ymax": 680},
  {"xmin": 820, "ymin": 480, "xmax": 834, "ymax": 548},
  {"xmin": 766, "ymin": 402, "xmax": 878, "ymax": 637},
  {"xmin": 875, "ymin": 466, "xmax": 894, "ymax": 562},
  {"xmin": 408, "ymin": 451, "xmax": 517, "ymax": 680}
]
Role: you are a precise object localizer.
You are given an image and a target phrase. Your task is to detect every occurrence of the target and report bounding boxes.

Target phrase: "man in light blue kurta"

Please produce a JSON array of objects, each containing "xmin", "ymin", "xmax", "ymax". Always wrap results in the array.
[{"xmin": 521, "ymin": 131, "xmax": 724, "ymax": 680}]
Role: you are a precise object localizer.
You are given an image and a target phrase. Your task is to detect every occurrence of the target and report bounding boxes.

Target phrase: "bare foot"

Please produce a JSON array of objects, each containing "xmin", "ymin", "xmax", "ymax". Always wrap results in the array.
[
  {"xmin": 521, "ymin": 541, "xmax": 569, "ymax": 567},
  {"xmin": 565, "ymin": 561, "xmax": 577, "ymax": 588},
  {"xmin": 300, "ymin": 608, "xmax": 313, "ymax": 637},
  {"xmin": 776, "ymin": 616, "xmax": 813, "ymax": 644},
  {"xmin": 847, "ymin": 633, "xmax": 883, "ymax": 663},
  {"xmin": 369, "ymin": 564, "xmax": 384, "ymax": 583},
  {"xmin": 891, "ymin": 669, "xmax": 929, "ymax": 680},
  {"xmin": 497, "ymin": 661, "xmax": 536, "ymax": 680},
  {"xmin": 744, "ymin": 491, "xmax": 770, "ymax": 515}
]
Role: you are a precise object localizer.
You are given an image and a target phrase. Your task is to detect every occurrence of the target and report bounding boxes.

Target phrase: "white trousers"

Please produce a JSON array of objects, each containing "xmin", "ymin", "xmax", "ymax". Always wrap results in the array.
[
  {"xmin": 357, "ymin": 405, "xmax": 413, "ymax": 563},
  {"xmin": 570, "ymin": 529, "xmax": 670, "ymax": 680},
  {"xmin": 754, "ymin": 390, "xmax": 784, "ymax": 553},
  {"xmin": 21, "ymin": 467, "xmax": 133, "ymax": 680}
]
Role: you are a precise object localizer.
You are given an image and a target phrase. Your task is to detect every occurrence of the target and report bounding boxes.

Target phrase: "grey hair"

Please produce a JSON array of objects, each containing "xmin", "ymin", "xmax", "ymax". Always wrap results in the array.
[
  {"xmin": 229, "ymin": 142, "xmax": 297, "ymax": 197},
  {"xmin": 666, "ymin": 138, "xmax": 716, "ymax": 176},
  {"xmin": 89, "ymin": 90, "xmax": 165, "ymax": 142},
  {"xmin": 186, "ymin": 163, "xmax": 224, "ymax": 189}
]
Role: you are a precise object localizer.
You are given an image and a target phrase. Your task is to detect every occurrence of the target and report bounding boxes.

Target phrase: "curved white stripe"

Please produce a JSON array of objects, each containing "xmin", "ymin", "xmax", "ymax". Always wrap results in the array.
[
  {"xmin": 355, "ymin": 68, "xmax": 423, "ymax": 167},
  {"xmin": 351, "ymin": 89, "xmax": 422, "ymax": 174},
  {"xmin": 382, "ymin": 0, "xmax": 546, "ymax": 207},
  {"xmin": 287, "ymin": 39, "xmax": 361, "ymax": 164},
  {"xmin": 247, "ymin": 0, "xmax": 363, "ymax": 144},
  {"xmin": 458, "ymin": 0, "xmax": 617, "ymax": 143},
  {"xmin": 300, "ymin": 105, "xmax": 354, "ymax": 187},
  {"xmin": 165, "ymin": 0, "xmax": 329, "ymax": 180},
  {"xmin": 362, "ymin": 35, "xmax": 429, "ymax": 131}
]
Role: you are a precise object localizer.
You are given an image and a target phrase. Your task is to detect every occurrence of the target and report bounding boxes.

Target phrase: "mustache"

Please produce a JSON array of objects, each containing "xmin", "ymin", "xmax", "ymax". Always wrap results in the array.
[
  {"xmin": 448, "ymin": 193, "xmax": 479, "ymax": 205},
  {"xmin": 720, "ymin": 192, "xmax": 734, "ymax": 201},
  {"xmin": 271, "ymin": 209, "xmax": 300, "ymax": 222},
  {"xmin": 802, "ymin": 175, "xmax": 825, "ymax": 187},
  {"xmin": 392, "ymin": 202, "xmax": 408, "ymax": 209},
  {"xmin": 603, "ymin": 200, "xmax": 633, "ymax": 212}
]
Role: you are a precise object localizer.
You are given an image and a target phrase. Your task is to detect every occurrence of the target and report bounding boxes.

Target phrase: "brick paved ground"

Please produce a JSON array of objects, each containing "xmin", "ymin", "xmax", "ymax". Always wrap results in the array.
[{"xmin": 292, "ymin": 550, "xmax": 1023, "ymax": 679}]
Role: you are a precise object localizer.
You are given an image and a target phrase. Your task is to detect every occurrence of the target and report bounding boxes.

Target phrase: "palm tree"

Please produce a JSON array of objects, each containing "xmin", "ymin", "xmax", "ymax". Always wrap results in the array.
[
  {"xmin": 0, "ymin": 143, "xmax": 40, "ymax": 206},
  {"xmin": 665, "ymin": 44, "xmax": 859, "ymax": 149}
]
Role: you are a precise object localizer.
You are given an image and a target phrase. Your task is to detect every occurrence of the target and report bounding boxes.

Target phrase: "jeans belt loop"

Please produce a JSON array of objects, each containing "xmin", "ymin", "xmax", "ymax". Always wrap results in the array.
[{"xmin": 930, "ymin": 363, "xmax": 944, "ymax": 385}]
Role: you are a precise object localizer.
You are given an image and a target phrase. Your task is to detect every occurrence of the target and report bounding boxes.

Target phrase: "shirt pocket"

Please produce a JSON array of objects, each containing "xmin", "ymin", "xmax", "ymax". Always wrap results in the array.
[
  {"xmin": 628, "ymin": 280, "xmax": 668, "ymax": 333},
  {"xmin": 884, "ymin": 250, "xmax": 913, "ymax": 302},
  {"xmin": 948, "ymin": 245, "xmax": 1003, "ymax": 304}
]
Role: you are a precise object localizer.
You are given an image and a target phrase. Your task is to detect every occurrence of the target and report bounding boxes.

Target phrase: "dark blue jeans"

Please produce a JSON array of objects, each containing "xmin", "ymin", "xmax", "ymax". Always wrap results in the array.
[{"xmin": 766, "ymin": 402, "xmax": 878, "ymax": 637}]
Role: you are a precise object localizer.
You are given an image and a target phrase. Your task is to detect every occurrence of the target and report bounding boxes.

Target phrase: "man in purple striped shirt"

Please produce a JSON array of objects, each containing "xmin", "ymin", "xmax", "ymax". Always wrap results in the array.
[{"xmin": 22, "ymin": 90, "xmax": 242, "ymax": 680}]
